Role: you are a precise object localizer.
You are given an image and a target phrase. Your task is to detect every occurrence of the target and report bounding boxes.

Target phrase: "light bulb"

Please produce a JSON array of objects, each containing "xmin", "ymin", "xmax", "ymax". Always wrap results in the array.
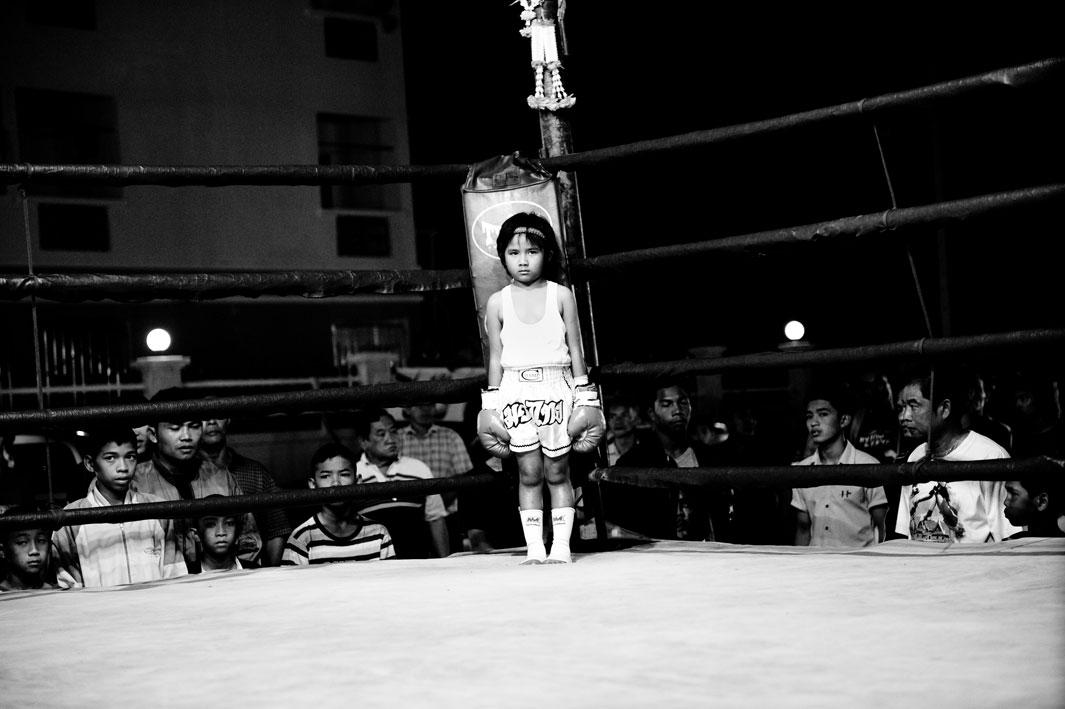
[
  {"xmin": 146, "ymin": 328, "xmax": 172, "ymax": 352},
  {"xmin": 784, "ymin": 320, "xmax": 805, "ymax": 341}
]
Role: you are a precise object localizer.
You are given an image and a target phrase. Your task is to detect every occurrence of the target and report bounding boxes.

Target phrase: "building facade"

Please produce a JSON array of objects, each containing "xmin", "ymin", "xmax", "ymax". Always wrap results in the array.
[{"xmin": 1, "ymin": 1, "xmax": 428, "ymax": 410}]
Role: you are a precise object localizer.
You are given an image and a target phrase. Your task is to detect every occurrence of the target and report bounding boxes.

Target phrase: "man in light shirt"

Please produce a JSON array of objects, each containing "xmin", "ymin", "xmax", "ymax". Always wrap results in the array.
[{"xmin": 792, "ymin": 388, "xmax": 887, "ymax": 547}]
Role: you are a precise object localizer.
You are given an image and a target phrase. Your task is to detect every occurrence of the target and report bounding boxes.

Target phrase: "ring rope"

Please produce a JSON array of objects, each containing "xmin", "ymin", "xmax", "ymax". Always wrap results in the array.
[
  {"xmin": 0, "ymin": 59, "xmax": 1057, "ymax": 189},
  {"xmin": 596, "ymin": 328, "xmax": 1065, "ymax": 380},
  {"xmin": 0, "ymin": 162, "xmax": 470, "ymax": 187},
  {"xmin": 542, "ymin": 58, "xmax": 1062, "ymax": 173},
  {"xmin": 0, "ymin": 375, "xmax": 486, "ymax": 427},
  {"xmin": 573, "ymin": 183, "xmax": 1063, "ymax": 276},
  {"xmin": 0, "ymin": 470, "xmax": 506, "ymax": 532},
  {"xmin": 0, "ymin": 269, "xmax": 471, "ymax": 303},
  {"xmin": 3, "ymin": 457, "xmax": 1061, "ymax": 533},
  {"xmin": 2, "ymin": 183, "xmax": 1059, "ymax": 304},
  {"xmin": 597, "ymin": 457, "xmax": 1065, "ymax": 493},
  {"xmin": 0, "ymin": 329, "xmax": 1061, "ymax": 428}
]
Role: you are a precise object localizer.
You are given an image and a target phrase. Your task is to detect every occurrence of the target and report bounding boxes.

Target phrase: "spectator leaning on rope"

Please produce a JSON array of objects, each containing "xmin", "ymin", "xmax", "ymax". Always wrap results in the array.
[{"xmin": 132, "ymin": 388, "xmax": 262, "ymax": 563}]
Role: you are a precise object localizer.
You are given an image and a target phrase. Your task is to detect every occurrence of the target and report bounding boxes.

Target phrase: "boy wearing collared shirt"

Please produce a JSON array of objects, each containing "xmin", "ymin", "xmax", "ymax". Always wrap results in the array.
[
  {"xmin": 792, "ymin": 390, "xmax": 887, "ymax": 547},
  {"xmin": 53, "ymin": 426, "xmax": 187, "ymax": 587}
]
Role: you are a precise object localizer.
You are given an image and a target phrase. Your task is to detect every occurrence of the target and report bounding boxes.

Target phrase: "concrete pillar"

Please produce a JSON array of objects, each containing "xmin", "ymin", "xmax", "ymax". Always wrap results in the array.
[{"xmin": 132, "ymin": 355, "xmax": 191, "ymax": 398}]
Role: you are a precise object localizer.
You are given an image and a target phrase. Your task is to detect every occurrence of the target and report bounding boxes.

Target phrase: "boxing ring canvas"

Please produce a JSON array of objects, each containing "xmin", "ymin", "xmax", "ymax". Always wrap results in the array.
[{"xmin": 2, "ymin": 539, "xmax": 1062, "ymax": 708}]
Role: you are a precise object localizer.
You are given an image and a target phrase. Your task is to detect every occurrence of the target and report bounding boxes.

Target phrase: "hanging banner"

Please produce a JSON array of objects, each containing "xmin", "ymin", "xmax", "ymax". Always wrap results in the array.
[{"xmin": 461, "ymin": 154, "xmax": 571, "ymax": 368}]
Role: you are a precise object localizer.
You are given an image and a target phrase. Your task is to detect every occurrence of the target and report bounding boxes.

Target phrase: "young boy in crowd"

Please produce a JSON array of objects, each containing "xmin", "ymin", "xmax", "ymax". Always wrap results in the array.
[
  {"xmin": 282, "ymin": 443, "xmax": 395, "ymax": 565},
  {"xmin": 189, "ymin": 496, "xmax": 258, "ymax": 572},
  {"xmin": 52, "ymin": 426, "xmax": 187, "ymax": 587},
  {"xmin": 1004, "ymin": 478, "xmax": 1064, "ymax": 538},
  {"xmin": 791, "ymin": 388, "xmax": 888, "ymax": 547},
  {"xmin": 0, "ymin": 506, "xmax": 74, "ymax": 591}
]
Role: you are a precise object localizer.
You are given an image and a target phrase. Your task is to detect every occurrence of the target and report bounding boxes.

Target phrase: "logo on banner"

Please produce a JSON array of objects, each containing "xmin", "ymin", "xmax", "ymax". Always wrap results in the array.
[{"xmin": 470, "ymin": 201, "xmax": 557, "ymax": 260}]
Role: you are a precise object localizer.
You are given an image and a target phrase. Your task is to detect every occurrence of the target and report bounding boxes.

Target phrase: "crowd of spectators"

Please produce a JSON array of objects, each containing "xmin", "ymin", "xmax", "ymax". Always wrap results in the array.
[
  {"xmin": 1, "ymin": 365, "xmax": 1062, "ymax": 592},
  {"xmin": 596, "ymin": 366, "xmax": 1063, "ymax": 547}
]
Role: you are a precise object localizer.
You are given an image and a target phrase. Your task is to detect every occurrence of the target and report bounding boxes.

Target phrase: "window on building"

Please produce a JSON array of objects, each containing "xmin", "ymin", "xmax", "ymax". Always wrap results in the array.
[
  {"xmin": 37, "ymin": 203, "xmax": 110, "ymax": 251},
  {"xmin": 323, "ymin": 17, "xmax": 378, "ymax": 61},
  {"xmin": 336, "ymin": 215, "xmax": 390, "ymax": 257},
  {"xmin": 317, "ymin": 113, "xmax": 397, "ymax": 210},
  {"xmin": 15, "ymin": 88, "xmax": 121, "ymax": 199},
  {"xmin": 26, "ymin": 0, "xmax": 97, "ymax": 30},
  {"xmin": 16, "ymin": 88, "xmax": 119, "ymax": 252}
]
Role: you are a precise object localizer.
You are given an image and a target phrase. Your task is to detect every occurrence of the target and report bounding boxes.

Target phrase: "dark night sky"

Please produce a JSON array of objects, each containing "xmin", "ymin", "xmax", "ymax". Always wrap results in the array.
[{"xmin": 399, "ymin": 4, "xmax": 1064, "ymax": 367}]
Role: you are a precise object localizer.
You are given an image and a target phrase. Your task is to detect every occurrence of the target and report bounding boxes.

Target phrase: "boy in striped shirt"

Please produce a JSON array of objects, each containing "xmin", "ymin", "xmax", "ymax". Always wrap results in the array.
[{"xmin": 282, "ymin": 443, "xmax": 395, "ymax": 565}]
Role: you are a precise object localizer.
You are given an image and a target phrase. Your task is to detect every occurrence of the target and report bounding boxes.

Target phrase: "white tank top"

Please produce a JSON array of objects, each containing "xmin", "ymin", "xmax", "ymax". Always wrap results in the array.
[{"xmin": 499, "ymin": 281, "xmax": 572, "ymax": 368}]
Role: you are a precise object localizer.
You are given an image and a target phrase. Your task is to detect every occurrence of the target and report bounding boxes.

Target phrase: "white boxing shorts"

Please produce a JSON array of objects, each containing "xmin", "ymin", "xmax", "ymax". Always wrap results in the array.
[{"xmin": 498, "ymin": 365, "xmax": 574, "ymax": 458}]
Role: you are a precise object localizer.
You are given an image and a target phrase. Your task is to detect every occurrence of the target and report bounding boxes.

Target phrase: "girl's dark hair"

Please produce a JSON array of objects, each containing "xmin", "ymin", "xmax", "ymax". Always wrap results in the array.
[{"xmin": 495, "ymin": 212, "xmax": 562, "ymax": 281}]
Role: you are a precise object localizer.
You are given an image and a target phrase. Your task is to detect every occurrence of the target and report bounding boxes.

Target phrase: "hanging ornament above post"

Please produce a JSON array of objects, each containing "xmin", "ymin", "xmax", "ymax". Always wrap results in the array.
[{"xmin": 516, "ymin": 0, "xmax": 575, "ymax": 111}]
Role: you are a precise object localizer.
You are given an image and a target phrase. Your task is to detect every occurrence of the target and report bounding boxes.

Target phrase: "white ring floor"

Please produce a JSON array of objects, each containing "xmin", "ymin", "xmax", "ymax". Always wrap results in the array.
[{"xmin": 1, "ymin": 538, "xmax": 1062, "ymax": 708}]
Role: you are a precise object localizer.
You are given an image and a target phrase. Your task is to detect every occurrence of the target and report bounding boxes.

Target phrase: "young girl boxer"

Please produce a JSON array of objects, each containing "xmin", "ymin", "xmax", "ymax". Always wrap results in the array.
[{"xmin": 477, "ymin": 212, "xmax": 604, "ymax": 564}]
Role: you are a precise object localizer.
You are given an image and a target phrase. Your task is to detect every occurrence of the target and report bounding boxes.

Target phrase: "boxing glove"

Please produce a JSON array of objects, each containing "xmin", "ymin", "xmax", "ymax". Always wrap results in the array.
[
  {"xmin": 477, "ymin": 388, "xmax": 512, "ymax": 459},
  {"xmin": 568, "ymin": 383, "xmax": 606, "ymax": 454}
]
